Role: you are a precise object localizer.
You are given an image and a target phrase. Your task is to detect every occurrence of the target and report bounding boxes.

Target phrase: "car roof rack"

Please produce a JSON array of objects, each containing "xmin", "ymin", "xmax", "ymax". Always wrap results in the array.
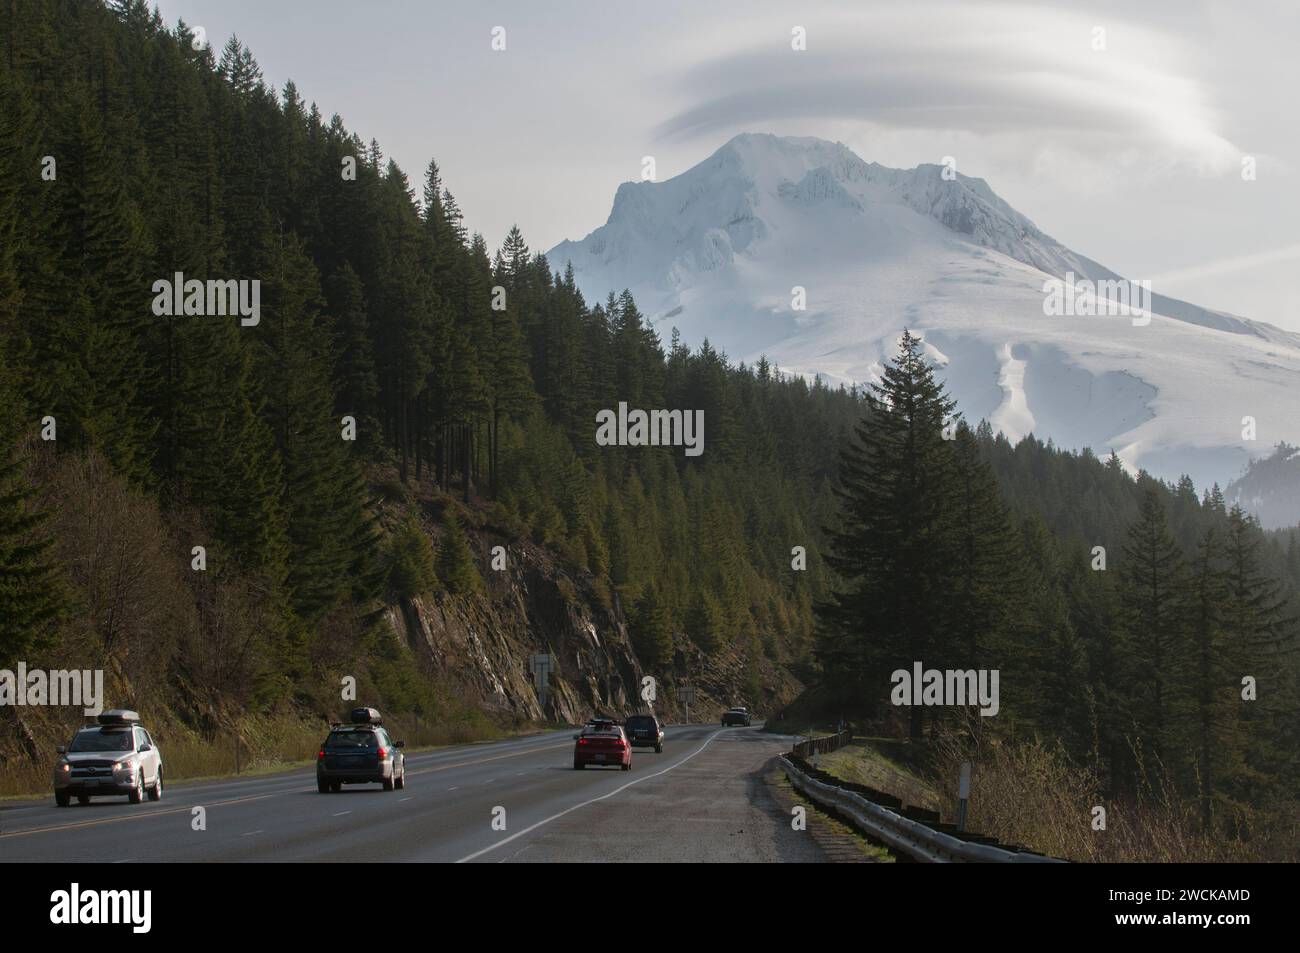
[{"xmin": 96, "ymin": 709, "xmax": 140, "ymax": 726}]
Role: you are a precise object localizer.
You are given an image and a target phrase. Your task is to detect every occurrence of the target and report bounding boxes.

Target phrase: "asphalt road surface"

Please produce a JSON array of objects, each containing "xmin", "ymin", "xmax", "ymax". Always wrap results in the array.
[{"xmin": 0, "ymin": 724, "xmax": 831, "ymax": 863}]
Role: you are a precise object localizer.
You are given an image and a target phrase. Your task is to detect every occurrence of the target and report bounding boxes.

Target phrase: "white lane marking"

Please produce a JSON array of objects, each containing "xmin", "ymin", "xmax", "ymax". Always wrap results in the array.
[
  {"xmin": 404, "ymin": 732, "xmax": 567, "ymax": 764},
  {"xmin": 409, "ymin": 742, "xmax": 571, "ymax": 778},
  {"xmin": 399, "ymin": 796, "xmax": 412, "ymax": 802},
  {"xmin": 241, "ymin": 830, "xmax": 263, "ymax": 837},
  {"xmin": 332, "ymin": 811, "xmax": 351, "ymax": 817},
  {"xmin": 8, "ymin": 733, "xmax": 567, "ymax": 814},
  {"xmin": 456, "ymin": 728, "xmax": 726, "ymax": 863},
  {"xmin": 4, "ymin": 729, "xmax": 716, "ymax": 840}
]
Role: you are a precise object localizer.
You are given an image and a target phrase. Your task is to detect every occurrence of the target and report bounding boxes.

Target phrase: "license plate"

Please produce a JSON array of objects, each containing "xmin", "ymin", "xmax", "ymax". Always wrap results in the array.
[
  {"xmin": 635, "ymin": 731, "xmax": 647, "ymax": 737},
  {"xmin": 594, "ymin": 754, "xmax": 605, "ymax": 761},
  {"xmin": 85, "ymin": 780, "xmax": 100, "ymax": 788}
]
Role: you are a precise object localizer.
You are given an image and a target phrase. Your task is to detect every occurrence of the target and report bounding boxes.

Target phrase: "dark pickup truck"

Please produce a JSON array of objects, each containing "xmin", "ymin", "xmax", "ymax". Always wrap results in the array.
[{"xmin": 721, "ymin": 707, "xmax": 751, "ymax": 727}]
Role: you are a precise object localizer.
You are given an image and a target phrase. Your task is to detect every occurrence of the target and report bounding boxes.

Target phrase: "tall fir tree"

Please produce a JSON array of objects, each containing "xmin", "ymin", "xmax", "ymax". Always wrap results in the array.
[
  {"xmin": 818, "ymin": 330, "xmax": 959, "ymax": 737},
  {"xmin": 0, "ymin": 363, "xmax": 63, "ymax": 667},
  {"xmin": 1120, "ymin": 487, "xmax": 1187, "ymax": 766},
  {"xmin": 947, "ymin": 421, "xmax": 1015, "ymax": 666},
  {"xmin": 1185, "ymin": 525, "xmax": 1246, "ymax": 829}
]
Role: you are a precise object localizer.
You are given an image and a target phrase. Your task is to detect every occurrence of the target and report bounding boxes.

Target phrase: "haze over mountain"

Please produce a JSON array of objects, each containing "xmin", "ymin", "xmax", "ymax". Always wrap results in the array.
[{"xmin": 547, "ymin": 133, "xmax": 1300, "ymax": 511}]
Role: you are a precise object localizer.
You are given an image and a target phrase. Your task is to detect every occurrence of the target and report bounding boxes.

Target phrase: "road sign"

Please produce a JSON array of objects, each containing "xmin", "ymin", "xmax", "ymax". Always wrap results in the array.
[
  {"xmin": 679, "ymin": 686, "xmax": 697, "ymax": 722},
  {"xmin": 528, "ymin": 654, "xmax": 555, "ymax": 706}
]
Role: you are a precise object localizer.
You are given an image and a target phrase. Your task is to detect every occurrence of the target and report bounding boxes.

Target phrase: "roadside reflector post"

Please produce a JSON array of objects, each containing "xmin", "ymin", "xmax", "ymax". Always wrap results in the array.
[{"xmin": 958, "ymin": 761, "xmax": 971, "ymax": 831}]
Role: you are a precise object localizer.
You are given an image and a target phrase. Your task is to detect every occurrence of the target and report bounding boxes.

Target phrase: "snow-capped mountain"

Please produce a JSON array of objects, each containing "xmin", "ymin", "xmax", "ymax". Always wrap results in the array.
[{"xmin": 547, "ymin": 133, "xmax": 1300, "ymax": 506}]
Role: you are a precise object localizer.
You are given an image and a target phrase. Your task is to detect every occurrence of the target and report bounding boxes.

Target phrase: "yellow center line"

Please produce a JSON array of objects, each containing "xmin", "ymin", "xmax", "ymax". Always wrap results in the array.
[{"xmin": 0, "ymin": 791, "xmax": 286, "ymax": 839}]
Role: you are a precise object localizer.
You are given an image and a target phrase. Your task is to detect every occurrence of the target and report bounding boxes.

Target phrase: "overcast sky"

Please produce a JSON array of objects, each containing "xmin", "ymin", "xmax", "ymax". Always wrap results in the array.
[{"xmin": 153, "ymin": 0, "xmax": 1300, "ymax": 331}]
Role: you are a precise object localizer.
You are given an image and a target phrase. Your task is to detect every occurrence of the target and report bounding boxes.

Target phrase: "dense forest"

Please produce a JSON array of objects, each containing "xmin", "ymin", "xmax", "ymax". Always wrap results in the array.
[
  {"xmin": 0, "ymin": 0, "xmax": 854, "ymax": 723},
  {"xmin": 818, "ymin": 331, "xmax": 1300, "ymax": 838},
  {"xmin": 1, "ymin": 1, "xmax": 1297, "ymax": 846}
]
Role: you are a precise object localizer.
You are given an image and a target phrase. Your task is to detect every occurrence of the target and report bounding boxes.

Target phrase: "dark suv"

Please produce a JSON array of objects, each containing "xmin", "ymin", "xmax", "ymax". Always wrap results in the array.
[
  {"xmin": 316, "ymin": 707, "xmax": 406, "ymax": 793},
  {"xmin": 623, "ymin": 714, "xmax": 664, "ymax": 752}
]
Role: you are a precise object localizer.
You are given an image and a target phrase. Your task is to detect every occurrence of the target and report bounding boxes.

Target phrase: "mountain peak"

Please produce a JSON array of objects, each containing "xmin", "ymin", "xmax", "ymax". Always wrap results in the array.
[
  {"xmin": 713, "ymin": 131, "xmax": 857, "ymax": 163},
  {"xmin": 707, "ymin": 132, "xmax": 882, "ymax": 193},
  {"xmin": 565, "ymin": 134, "xmax": 1056, "ymax": 294},
  {"xmin": 544, "ymin": 134, "xmax": 1300, "ymax": 498}
]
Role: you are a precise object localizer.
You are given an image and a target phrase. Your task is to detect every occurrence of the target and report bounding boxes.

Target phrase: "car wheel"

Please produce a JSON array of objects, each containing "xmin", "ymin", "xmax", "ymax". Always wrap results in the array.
[
  {"xmin": 148, "ymin": 766, "xmax": 163, "ymax": 802},
  {"xmin": 78, "ymin": 795, "xmax": 91, "ymax": 806},
  {"xmin": 655, "ymin": 744, "xmax": 663, "ymax": 753},
  {"xmin": 317, "ymin": 779, "xmax": 330, "ymax": 793},
  {"xmin": 383, "ymin": 771, "xmax": 395, "ymax": 792},
  {"xmin": 128, "ymin": 770, "xmax": 144, "ymax": 804},
  {"xmin": 55, "ymin": 790, "xmax": 70, "ymax": 808},
  {"xmin": 621, "ymin": 761, "xmax": 631, "ymax": 771},
  {"xmin": 330, "ymin": 781, "xmax": 341, "ymax": 793},
  {"xmin": 573, "ymin": 761, "xmax": 584, "ymax": 770},
  {"xmin": 395, "ymin": 767, "xmax": 405, "ymax": 790}
]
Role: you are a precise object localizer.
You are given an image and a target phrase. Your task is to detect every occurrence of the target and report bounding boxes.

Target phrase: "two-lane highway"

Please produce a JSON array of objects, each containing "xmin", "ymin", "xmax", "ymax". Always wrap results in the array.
[{"xmin": 0, "ymin": 724, "xmax": 829, "ymax": 863}]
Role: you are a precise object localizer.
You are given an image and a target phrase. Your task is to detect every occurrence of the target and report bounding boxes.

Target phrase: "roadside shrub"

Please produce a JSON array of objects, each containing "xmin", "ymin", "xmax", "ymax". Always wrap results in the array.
[
  {"xmin": 928, "ymin": 717, "xmax": 1291, "ymax": 862},
  {"xmin": 437, "ymin": 512, "xmax": 482, "ymax": 595},
  {"xmin": 387, "ymin": 518, "xmax": 438, "ymax": 599}
]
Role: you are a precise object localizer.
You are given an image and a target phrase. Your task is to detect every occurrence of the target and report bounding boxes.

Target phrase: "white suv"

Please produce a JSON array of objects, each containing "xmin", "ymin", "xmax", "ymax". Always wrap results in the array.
[{"xmin": 53, "ymin": 710, "xmax": 163, "ymax": 807}]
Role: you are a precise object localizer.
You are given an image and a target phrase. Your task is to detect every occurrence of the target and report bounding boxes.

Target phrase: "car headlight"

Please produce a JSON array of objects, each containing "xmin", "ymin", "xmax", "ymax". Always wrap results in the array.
[
  {"xmin": 113, "ymin": 759, "xmax": 135, "ymax": 774},
  {"xmin": 57, "ymin": 762, "xmax": 70, "ymax": 774}
]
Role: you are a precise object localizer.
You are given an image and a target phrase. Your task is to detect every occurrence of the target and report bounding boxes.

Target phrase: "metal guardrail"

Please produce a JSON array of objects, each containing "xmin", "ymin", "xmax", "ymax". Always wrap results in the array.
[
  {"xmin": 792, "ymin": 729, "xmax": 852, "ymax": 759},
  {"xmin": 781, "ymin": 753, "xmax": 1067, "ymax": 863}
]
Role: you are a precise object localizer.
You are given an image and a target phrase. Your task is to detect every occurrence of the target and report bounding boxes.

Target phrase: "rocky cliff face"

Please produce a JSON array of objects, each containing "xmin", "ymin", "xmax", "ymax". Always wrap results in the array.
[
  {"xmin": 386, "ymin": 537, "xmax": 638, "ymax": 724},
  {"xmin": 0, "ymin": 498, "xmax": 804, "ymax": 788},
  {"xmin": 386, "ymin": 526, "xmax": 802, "ymax": 726}
]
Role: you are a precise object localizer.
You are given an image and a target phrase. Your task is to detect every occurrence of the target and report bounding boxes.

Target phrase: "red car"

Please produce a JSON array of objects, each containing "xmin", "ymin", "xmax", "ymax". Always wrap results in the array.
[{"xmin": 573, "ymin": 720, "xmax": 631, "ymax": 771}]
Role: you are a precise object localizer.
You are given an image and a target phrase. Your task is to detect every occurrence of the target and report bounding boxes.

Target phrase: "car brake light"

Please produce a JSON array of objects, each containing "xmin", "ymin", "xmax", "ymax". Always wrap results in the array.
[
  {"xmin": 318, "ymin": 750, "xmax": 326, "ymax": 759},
  {"xmin": 577, "ymin": 738, "xmax": 588, "ymax": 746},
  {"xmin": 377, "ymin": 747, "xmax": 387, "ymax": 758}
]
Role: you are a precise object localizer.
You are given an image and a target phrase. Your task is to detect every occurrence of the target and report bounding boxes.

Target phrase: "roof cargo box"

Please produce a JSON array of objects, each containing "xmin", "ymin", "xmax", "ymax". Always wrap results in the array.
[
  {"xmin": 97, "ymin": 709, "xmax": 140, "ymax": 726},
  {"xmin": 349, "ymin": 706, "xmax": 382, "ymax": 726}
]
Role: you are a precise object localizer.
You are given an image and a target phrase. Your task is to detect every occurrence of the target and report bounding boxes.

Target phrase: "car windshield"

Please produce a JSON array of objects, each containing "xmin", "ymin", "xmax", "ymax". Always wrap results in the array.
[
  {"xmin": 326, "ymin": 730, "xmax": 376, "ymax": 749},
  {"xmin": 68, "ymin": 729, "xmax": 134, "ymax": 753}
]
